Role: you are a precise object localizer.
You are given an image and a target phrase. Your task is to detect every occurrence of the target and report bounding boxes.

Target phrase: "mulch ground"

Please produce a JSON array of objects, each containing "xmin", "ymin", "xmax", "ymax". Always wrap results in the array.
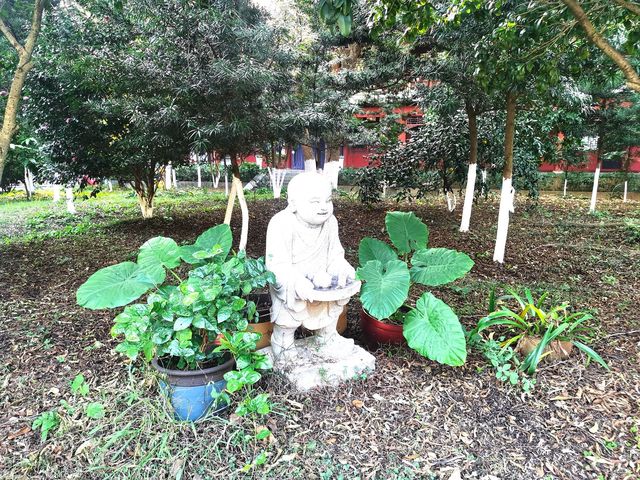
[{"xmin": 1, "ymin": 193, "xmax": 639, "ymax": 479}]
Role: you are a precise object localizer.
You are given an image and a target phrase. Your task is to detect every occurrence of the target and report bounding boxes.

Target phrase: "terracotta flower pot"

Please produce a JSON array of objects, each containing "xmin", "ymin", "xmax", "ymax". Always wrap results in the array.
[
  {"xmin": 247, "ymin": 320, "xmax": 273, "ymax": 350},
  {"xmin": 360, "ymin": 308, "xmax": 405, "ymax": 346},
  {"xmin": 516, "ymin": 336, "xmax": 573, "ymax": 361}
]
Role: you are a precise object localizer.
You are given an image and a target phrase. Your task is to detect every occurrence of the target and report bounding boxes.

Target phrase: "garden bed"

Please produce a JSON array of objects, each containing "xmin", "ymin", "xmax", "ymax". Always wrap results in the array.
[{"xmin": 0, "ymin": 191, "xmax": 639, "ymax": 479}]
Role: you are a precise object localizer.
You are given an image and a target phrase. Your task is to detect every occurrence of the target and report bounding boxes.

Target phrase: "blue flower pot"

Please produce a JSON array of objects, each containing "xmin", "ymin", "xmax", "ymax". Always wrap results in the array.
[{"xmin": 152, "ymin": 356, "xmax": 235, "ymax": 421}]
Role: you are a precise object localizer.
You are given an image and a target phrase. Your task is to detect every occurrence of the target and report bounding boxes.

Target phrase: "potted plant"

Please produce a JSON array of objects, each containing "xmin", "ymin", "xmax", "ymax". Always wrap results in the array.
[
  {"xmin": 357, "ymin": 211, "xmax": 474, "ymax": 366},
  {"xmin": 245, "ymin": 292, "xmax": 273, "ymax": 350},
  {"xmin": 471, "ymin": 288, "xmax": 609, "ymax": 374},
  {"xmin": 76, "ymin": 224, "xmax": 276, "ymax": 421}
]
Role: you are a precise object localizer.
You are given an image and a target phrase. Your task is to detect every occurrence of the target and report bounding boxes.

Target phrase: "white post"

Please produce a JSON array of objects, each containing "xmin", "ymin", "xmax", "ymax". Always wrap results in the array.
[
  {"xmin": 172, "ymin": 169, "xmax": 178, "ymax": 190},
  {"xmin": 589, "ymin": 166, "xmax": 600, "ymax": 213},
  {"xmin": 255, "ymin": 155, "xmax": 263, "ymax": 169},
  {"xmin": 107, "ymin": 180, "xmax": 113, "ymax": 192},
  {"xmin": 382, "ymin": 181, "xmax": 387, "ymax": 198},
  {"xmin": 460, "ymin": 163, "xmax": 477, "ymax": 232},
  {"xmin": 52, "ymin": 185, "xmax": 61, "ymax": 202},
  {"xmin": 197, "ymin": 164, "xmax": 202, "ymax": 188},
  {"xmin": 623, "ymin": 181, "xmax": 628, "ymax": 203},
  {"xmin": 165, "ymin": 163, "xmax": 172, "ymax": 190},
  {"xmin": 65, "ymin": 187, "xmax": 76, "ymax": 214},
  {"xmin": 224, "ymin": 169, "xmax": 229, "ymax": 196},
  {"xmin": 493, "ymin": 177, "xmax": 514, "ymax": 264},
  {"xmin": 563, "ymin": 178, "xmax": 567, "ymax": 198}
]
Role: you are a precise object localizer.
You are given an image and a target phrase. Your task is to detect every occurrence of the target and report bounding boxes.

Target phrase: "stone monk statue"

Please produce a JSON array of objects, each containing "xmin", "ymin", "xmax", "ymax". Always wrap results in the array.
[{"xmin": 266, "ymin": 172, "xmax": 357, "ymax": 365}]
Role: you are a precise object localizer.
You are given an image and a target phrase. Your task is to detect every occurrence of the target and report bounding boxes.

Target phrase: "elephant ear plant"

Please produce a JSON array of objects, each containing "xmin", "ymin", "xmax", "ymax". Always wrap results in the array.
[
  {"xmin": 76, "ymin": 224, "xmax": 276, "ymax": 417},
  {"xmin": 357, "ymin": 211, "xmax": 474, "ymax": 366}
]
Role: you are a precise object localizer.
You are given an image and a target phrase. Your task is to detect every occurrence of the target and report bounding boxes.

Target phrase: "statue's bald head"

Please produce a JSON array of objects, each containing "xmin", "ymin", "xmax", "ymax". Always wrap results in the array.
[{"xmin": 287, "ymin": 172, "xmax": 333, "ymax": 226}]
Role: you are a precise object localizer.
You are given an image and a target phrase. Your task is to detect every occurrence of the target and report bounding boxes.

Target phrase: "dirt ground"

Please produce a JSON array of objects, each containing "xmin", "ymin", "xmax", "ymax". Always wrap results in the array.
[{"xmin": 1, "ymin": 191, "xmax": 639, "ymax": 479}]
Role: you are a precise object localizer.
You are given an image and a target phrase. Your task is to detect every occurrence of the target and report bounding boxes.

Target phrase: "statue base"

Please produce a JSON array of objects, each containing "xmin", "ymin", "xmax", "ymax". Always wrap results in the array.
[{"xmin": 259, "ymin": 337, "xmax": 376, "ymax": 392}]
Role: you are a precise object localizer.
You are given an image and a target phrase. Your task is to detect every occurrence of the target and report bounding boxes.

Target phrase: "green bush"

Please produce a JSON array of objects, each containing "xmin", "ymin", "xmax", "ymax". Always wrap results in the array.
[
  {"xmin": 538, "ymin": 172, "xmax": 640, "ymax": 192},
  {"xmin": 338, "ymin": 168, "xmax": 359, "ymax": 185}
]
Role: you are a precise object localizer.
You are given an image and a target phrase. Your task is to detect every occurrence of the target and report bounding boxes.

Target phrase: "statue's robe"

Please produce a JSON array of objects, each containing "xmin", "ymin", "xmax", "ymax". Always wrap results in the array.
[{"xmin": 266, "ymin": 209, "xmax": 348, "ymax": 330}]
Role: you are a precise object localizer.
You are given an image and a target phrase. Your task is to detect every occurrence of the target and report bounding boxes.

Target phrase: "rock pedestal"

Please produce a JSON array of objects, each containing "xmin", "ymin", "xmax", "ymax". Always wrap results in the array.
[{"xmin": 260, "ymin": 338, "xmax": 375, "ymax": 392}]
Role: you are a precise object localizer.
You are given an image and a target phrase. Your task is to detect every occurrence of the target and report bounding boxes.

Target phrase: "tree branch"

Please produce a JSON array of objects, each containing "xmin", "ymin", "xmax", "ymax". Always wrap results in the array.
[
  {"xmin": 561, "ymin": 0, "xmax": 640, "ymax": 93},
  {"xmin": 614, "ymin": 0, "xmax": 640, "ymax": 16},
  {"xmin": 0, "ymin": 17, "xmax": 26, "ymax": 55}
]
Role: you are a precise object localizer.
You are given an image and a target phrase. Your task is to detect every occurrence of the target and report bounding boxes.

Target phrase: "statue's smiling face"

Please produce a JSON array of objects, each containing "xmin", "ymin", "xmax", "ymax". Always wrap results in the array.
[{"xmin": 294, "ymin": 182, "xmax": 333, "ymax": 226}]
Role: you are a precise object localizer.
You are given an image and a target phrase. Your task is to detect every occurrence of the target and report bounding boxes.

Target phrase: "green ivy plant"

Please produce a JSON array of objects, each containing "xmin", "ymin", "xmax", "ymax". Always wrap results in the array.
[
  {"xmin": 356, "ymin": 211, "xmax": 474, "ymax": 366},
  {"xmin": 77, "ymin": 224, "xmax": 275, "ymax": 370}
]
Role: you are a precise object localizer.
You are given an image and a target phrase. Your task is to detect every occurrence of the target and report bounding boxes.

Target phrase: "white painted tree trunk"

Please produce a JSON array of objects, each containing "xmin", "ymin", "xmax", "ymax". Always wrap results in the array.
[
  {"xmin": 563, "ymin": 178, "xmax": 567, "ymax": 198},
  {"xmin": 623, "ymin": 181, "xmax": 628, "ymax": 202},
  {"xmin": 589, "ymin": 166, "xmax": 600, "ymax": 213},
  {"xmin": 164, "ymin": 164, "xmax": 172, "ymax": 190},
  {"xmin": 460, "ymin": 163, "xmax": 477, "ymax": 232},
  {"xmin": 224, "ymin": 169, "xmax": 229, "ymax": 196},
  {"xmin": 24, "ymin": 167, "xmax": 35, "ymax": 197},
  {"xmin": 493, "ymin": 177, "xmax": 515, "ymax": 264},
  {"xmin": 107, "ymin": 180, "xmax": 113, "ymax": 192},
  {"xmin": 197, "ymin": 164, "xmax": 202, "ymax": 188},
  {"xmin": 255, "ymin": 155, "xmax": 263, "ymax": 168},
  {"xmin": 235, "ymin": 176, "xmax": 249, "ymax": 252},
  {"xmin": 268, "ymin": 167, "xmax": 286, "ymax": 198},
  {"xmin": 304, "ymin": 159, "xmax": 316, "ymax": 172},
  {"xmin": 65, "ymin": 187, "xmax": 76, "ymax": 214},
  {"xmin": 323, "ymin": 161, "xmax": 339, "ymax": 189},
  {"xmin": 52, "ymin": 184, "xmax": 61, "ymax": 202},
  {"xmin": 172, "ymin": 169, "xmax": 178, "ymax": 190},
  {"xmin": 446, "ymin": 191, "xmax": 457, "ymax": 212},
  {"xmin": 138, "ymin": 196, "xmax": 154, "ymax": 219}
]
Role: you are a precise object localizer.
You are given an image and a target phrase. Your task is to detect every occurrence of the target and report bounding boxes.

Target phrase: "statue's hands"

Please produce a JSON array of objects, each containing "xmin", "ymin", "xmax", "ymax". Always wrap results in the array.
[
  {"xmin": 294, "ymin": 277, "xmax": 315, "ymax": 301},
  {"xmin": 328, "ymin": 262, "xmax": 356, "ymax": 288},
  {"xmin": 337, "ymin": 265, "xmax": 355, "ymax": 288},
  {"xmin": 311, "ymin": 271, "xmax": 333, "ymax": 289}
]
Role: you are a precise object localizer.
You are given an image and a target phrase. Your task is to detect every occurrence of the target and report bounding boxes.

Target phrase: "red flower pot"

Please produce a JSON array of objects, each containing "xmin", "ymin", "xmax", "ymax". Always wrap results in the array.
[{"xmin": 360, "ymin": 308, "xmax": 406, "ymax": 346}]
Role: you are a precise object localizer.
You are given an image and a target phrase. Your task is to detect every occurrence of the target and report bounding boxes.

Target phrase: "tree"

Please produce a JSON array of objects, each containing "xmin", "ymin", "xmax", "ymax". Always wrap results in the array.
[
  {"xmin": 322, "ymin": 0, "xmax": 640, "ymax": 93},
  {"xmin": 0, "ymin": 0, "xmax": 44, "ymax": 184}
]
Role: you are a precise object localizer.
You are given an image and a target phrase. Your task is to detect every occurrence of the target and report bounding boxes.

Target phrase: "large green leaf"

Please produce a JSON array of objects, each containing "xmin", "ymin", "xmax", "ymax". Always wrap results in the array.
[
  {"xmin": 410, "ymin": 248, "xmax": 474, "ymax": 286},
  {"xmin": 357, "ymin": 259, "xmax": 410, "ymax": 320},
  {"xmin": 358, "ymin": 237, "xmax": 398, "ymax": 267},
  {"xmin": 385, "ymin": 211, "xmax": 428, "ymax": 254},
  {"xmin": 403, "ymin": 292, "xmax": 467, "ymax": 366},
  {"xmin": 77, "ymin": 262, "xmax": 156, "ymax": 310},
  {"xmin": 196, "ymin": 224, "xmax": 232, "ymax": 255},
  {"xmin": 181, "ymin": 224, "xmax": 233, "ymax": 264},
  {"xmin": 137, "ymin": 237, "xmax": 181, "ymax": 284}
]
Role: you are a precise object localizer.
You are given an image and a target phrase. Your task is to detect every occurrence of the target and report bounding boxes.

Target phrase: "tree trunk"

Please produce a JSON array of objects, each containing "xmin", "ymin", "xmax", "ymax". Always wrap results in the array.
[
  {"xmin": 589, "ymin": 135, "xmax": 604, "ymax": 213},
  {"xmin": 493, "ymin": 92, "xmax": 517, "ymax": 264},
  {"xmin": 197, "ymin": 164, "xmax": 202, "ymax": 188},
  {"xmin": 0, "ymin": 0, "xmax": 45, "ymax": 184},
  {"xmin": 65, "ymin": 187, "xmax": 76, "ymax": 214},
  {"xmin": 138, "ymin": 194, "xmax": 154, "ymax": 219},
  {"xmin": 132, "ymin": 165, "xmax": 157, "ymax": 219},
  {"xmin": 52, "ymin": 184, "xmax": 61, "ymax": 202},
  {"xmin": 164, "ymin": 163, "xmax": 172, "ymax": 190},
  {"xmin": 223, "ymin": 158, "xmax": 249, "ymax": 252},
  {"xmin": 460, "ymin": 101, "xmax": 478, "ymax": 232}
]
